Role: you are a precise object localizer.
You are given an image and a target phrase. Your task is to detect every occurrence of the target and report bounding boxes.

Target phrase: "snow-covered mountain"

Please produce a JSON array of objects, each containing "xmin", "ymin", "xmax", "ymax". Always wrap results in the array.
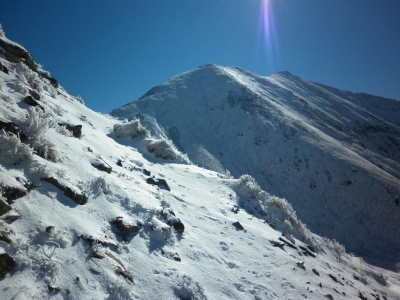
[
  {"xmin": 1, "ymin": 31, "xmax": 399, "ymax": 299},
  {"xmin": 111, "ymin": 64, "xmax": 400, "ymax": 267}
]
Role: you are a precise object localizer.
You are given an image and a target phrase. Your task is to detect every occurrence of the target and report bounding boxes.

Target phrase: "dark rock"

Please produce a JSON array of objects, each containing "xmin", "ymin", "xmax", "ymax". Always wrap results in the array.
[
  {"xmin": 395, "ymin": 198, "xmax": 399, "ymax": 206},
  {"xmin": 173, "ymin": 253, "xmax": 181, "ymax": 262},
  {"xmin": 146, "ymin": 177, "xmax": 170, "ymax": 191},
  {"xmin": 28, "ymin": 89, "xmax": 40, "ymax": 100},
  {"xmin": 358, "ymin": 291, "xmax": 367, "ymax": 300},
  {"xmin": 91, "ymin": 160, "xmax": 112, "ymax": 174},
  {"xmin": 329, "ymin": 274, "xmax": 338, "ymax": 283},
  {"xmin": 2, "ymin": 215, "xmax": 19, "ymax": 222},
  {"xmin": 143, "ymin": 169, "xmax": 151, "ymax": 176},
  {"xmin": 24, "ymin": 95, "xmax": 41, "ymax": 107},
  {"xmin": 0, "ymin": 61, "xmax": 8, "ymax": 74},
  {"xmin": 324, "ymin": 294, "xmax": 334, "ymax": 300},
  {"xmin": 2, "ymin": 186, "xmax": 26, "ymax": 202},
  {"xmin": 4, "ymin": 52, "xmax": 21, "ymax": 63},
  {"xmin": 48, "ymin": 284, "xmax": 61, "ymax": 292},
  {"xmin": 115, "ymin": 266, "xmax": 134, "ymax": 283},
  {"xmin": 0, "ymin": 121, "xmax": 28, "ymax": 141},
  {"xmin": 0, "ymin": 38, "xmax": 37, "ymax": 70},
  {"xmin": 279, "ymin": 237, "xmax": 297, "ymax": 249},
  {"xmin": 312, "ymin": 268, "xmax": 320, "ymax": 276},
  {"xmin": 0, "ymin": 253, "xmax": 15, "ymax": 277},
  {"xmin": 46, "ymin": 226, "xmax": 55, "ymax": 233},
  {"xmin": 231, "ymin": 205, "xmax": 239, "ymax": 214},
  {"xmin": 111, "ymin": 217, "xmax": 141, "ymax": 235},
  {"xmin": 58, "ymin": 123, "xmax": 82, "ymax": 138},
  {"xmin": 64, "ymin": 187, "xmax": 88, "ymax": 205},
  {"xmin": 0, "ymin": 199, "xmax": 12, "ymax": 216},
  {"xmin": 105, "ymin": 251, "xmax": 125, "ymax": 268},
  {"xmin": 91, "ymin": 248, "xmax": 105, "ymax": 259},
  {"xmin": 172, "ymin": 221, "xmax": 184, "ymax": 233},
  {"xmin": 117, "ymin": 160, "xmax": 123, "ymax": 167},
  {"xmin": 299, "ymin": 245, "xmax": 316, "ymax": 258},
  {"xmin": 0, "ymin": 231, "xmax": 11, "ymax": 244},
  {"xmin": 232, "ymin": 221, "xmax": 244, "ymax": 230},
  {"xmin": 42, "ymin": 177, "xmax": 88, "ymax": 205}
]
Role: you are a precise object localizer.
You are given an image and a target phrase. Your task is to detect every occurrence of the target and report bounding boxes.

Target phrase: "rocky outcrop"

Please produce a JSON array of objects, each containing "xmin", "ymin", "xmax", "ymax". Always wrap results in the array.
[
  {"xmin": 0, "ymin": 120, "xmax": 28, "ymax": 141},
  {"xmin": 146, "ymin": 177, "xmax": 170, "ymax": 191},
  {"xmin": 0, "ymin": 199, "xmax": 12, "ymax": 215},
  {"xmin": 0, "ymin": 37, "xmax": 58, "ymax": 87},
  {"xmin": 42, "ymin": 177, "xmax": 88, "ymax": 205},
  {"xmin": 111, "ymin": 216, "xmax": 141, "ymax": 235},
  {"xmin": 58, "ymin": 123, "xmax": 82, "ymax": 138},
  {"xmin": 0, "ymin": 253, "xmax": 15, "ymax": 278}
]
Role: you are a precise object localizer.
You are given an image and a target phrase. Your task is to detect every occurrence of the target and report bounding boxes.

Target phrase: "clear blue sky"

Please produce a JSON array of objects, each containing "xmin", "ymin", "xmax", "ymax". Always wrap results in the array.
[{"xmin": 1, "ymin": 0, "xmax": 399, "ymax": 113}]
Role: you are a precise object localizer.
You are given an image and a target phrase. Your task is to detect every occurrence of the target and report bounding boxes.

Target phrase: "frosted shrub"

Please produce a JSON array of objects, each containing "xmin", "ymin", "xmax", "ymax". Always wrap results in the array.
[
  {"xmin": 91, "ymin": 176, "xmax": 111, "ymax": 195},
  {"xmin": 174, "ymin": 274, "xmax": 208, "ymax": 300},
  {"xmin": 24, "ymin": 107, "xmax": 60, "ymax": 162},
  {"xmin": 146, "ymin": 139, "xmax": 190, "ymax": 163},
  {"xmin": 0, "ymin": 24, "xmax": 5, "ymax": 37},
  {"xmin": 236, "ymin": 174, "xmax": 321, "ymax": 249},
  {"xmin": 107, "ymin": 279, "xmax": 134, "ymax": 300},
  {"xmin": 113, "ymin": 119, "xmax": 149, "ymax": 139},
  {"xmin": 0, "ymin": 130, "xmax": 33, "ymax": 164},
  {"xmin": 73, "ymin": 95, "xmax": 85, "ymax": 105}
]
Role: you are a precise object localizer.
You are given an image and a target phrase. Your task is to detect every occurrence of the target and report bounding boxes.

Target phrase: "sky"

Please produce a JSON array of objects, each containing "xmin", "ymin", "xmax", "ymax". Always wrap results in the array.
[{"xmin": 1, "ymin": 0, "xmax": 400, "ymax": 113}]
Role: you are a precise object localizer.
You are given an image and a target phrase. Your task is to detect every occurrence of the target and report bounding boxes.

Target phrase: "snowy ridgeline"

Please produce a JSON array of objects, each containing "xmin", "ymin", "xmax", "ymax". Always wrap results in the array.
[
  {"xmin": 0, "ymin": 33, "xmax": 399, "ymax": 299},
  {"xmin": 111, "ymin": 63, "xmax": 400, "ymax": 265}
]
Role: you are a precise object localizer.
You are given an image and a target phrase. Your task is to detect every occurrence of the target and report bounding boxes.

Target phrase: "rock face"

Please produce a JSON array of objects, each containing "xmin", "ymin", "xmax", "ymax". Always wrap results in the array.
[{"xmin": 111, "ymin": 64, "xmax": 400, "ymax": 261}]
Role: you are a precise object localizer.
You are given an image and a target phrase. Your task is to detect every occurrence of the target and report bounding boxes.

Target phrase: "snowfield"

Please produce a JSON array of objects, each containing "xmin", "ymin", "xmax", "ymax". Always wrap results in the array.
[{"xmin": 0, "ymin": 35, "xmax": 400, "ymax": 299}]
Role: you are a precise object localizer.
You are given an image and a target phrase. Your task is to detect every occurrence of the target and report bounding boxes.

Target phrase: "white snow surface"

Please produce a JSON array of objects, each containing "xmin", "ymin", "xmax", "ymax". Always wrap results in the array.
[
  {"xmin": 0, "ymin": 37, "xmax": 399, "ymax": 300},
  {"xmin": 111, "ymin": 64, "xmax": 400, "ymax": 267}
]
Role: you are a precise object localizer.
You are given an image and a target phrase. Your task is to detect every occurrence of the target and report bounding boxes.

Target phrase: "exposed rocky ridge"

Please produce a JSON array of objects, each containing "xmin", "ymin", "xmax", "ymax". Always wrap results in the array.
[{"xmin": 111, "ymin": 64, "xmax": 400, "ymax": 265}]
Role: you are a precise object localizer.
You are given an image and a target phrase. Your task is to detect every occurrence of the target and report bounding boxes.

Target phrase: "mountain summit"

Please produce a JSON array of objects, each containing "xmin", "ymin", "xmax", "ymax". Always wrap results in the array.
[{"xmin": 112, "ymin": 64, "xmax": 400, "ymax": 264}]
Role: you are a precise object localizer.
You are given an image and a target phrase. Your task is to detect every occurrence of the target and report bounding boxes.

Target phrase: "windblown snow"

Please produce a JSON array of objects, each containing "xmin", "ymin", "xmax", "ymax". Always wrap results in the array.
[{"xmin": 0, "ymin": 33, "xmax": 399, "ymax": 300}]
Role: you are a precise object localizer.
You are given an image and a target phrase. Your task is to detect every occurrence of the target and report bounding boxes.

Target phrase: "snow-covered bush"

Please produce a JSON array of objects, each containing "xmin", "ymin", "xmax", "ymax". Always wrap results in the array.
[
  {"xmin": 107, "ymin": 278, "xmax": 134, "ymax": 300},
  {"xmin": 73, "ymin": 95, "xmax": 84, "ymax": 105},
  {"xmin": 113, "ymin": 119, "xmax": 149, "ymax": 139},
  {"xmin": 146, "ymin": 139, "xmax": 190, "ymax": 163},
  {"xmin": 174, "ymin": 273, "xmax": 208, "ymax": 300},
  {"xmin": 91, "ymin": 176, "xmax": 111, "ymax": 195},
  {"xmin": 16, "ymin": 63, "xmax": 43, "ymax": 93},
  {"xmin": 24, "ymin": 107, "xmax": 60, "ymax": 162},
  {"xmin": 236, "ymin": 174, "xmax": 321, "ymax": 249},
  {"xmin": 0, "ymin": 130, "xmax": 33, "ymax": 164}
]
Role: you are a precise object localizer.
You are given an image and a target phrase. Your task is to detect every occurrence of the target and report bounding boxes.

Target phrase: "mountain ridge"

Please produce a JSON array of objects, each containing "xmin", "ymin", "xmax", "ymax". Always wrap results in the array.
[{"xmin": 112, "ymin": 64, "xmax": 400, "ymax": 266}]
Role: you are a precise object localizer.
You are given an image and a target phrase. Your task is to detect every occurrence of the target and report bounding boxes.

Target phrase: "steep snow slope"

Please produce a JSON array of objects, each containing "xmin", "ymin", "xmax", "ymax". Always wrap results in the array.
[
  {"xmin": 1, "ymin": 34, "xmax": 400, "ymax": 299},
  {"xmin": 111, "ymin": 64, "xmax": 400, "ymax": 267}
]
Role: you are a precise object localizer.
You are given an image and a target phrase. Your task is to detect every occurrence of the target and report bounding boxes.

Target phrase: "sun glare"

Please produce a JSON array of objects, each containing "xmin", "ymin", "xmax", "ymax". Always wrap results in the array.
[{"xmin": 259, "ymin": 0, "xmax": 278, "ymax": 67}]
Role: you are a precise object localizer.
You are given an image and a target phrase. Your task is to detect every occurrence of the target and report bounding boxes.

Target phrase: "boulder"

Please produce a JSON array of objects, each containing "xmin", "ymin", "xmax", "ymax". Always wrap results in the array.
[
  {"xmin": 115, "ymin": 266, "xmax": 134, "ymax": 283},
  {"xmin": 2, "ymin": 186, "xmax": 26, "ymax": 202},
  {"xmin": 0, "ymin": 61, "xmax": 8, "ymax": 74},
  {"xmin": 232, "ymin": 221, "xmax": 244, "ymax": 230},
  {"xmin": 42, "ymin": 177, "xmax": 88, "ymax": 205},
  {"xmin": 0, "ymin": 199, "xmax": 12, "ymax": 216},
  {"xmin": 58, "ymin": 123, "xmax": 82, "ymax": 138},
  {"xmin": 0, "ymin": 253, "xmax": 15, "ymax": 278},
  {"xmin": 28, "ymin": 89, "xmax": 40, "ymax": 100},
  {"xmin": 0, "ymin": 231, "xmax": 11, "ymax": 244},
  {"xmin": 146, "ymin": 177, "xmax": 170, "ymax": 191},
  {"xmin": 111, "ymin": 217, "xmax": 141, "ymax": 235},
  {"xmin": 90, "ymin": 159, "xmax": 112, "ymax": 174}
]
